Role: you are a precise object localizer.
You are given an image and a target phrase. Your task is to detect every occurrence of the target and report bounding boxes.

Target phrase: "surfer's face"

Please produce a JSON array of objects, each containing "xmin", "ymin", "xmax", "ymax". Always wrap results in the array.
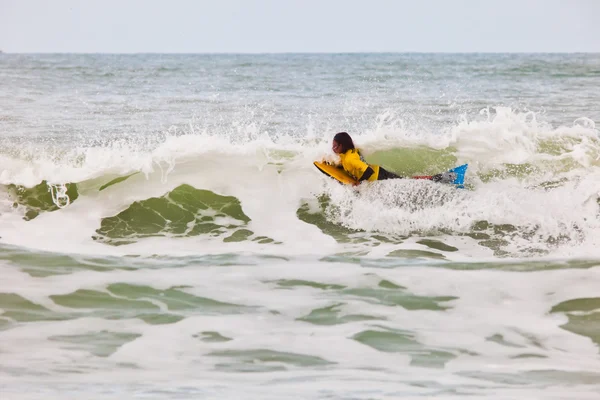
[{"xmin": 332, "ymin": 140, "xmax": 342, "ymax": 154}]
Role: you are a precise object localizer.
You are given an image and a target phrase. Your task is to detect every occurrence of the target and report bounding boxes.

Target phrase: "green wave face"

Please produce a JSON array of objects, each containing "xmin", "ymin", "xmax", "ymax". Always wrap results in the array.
[
  {"xmin": 366, "ymin": 146, "xmax": 458, "ymax": 177},
  {"xmin": 93, "ymin": 184, "xmax": 276, "ymax": 246},
  {"xmin": 6, "ymin": 182, "xmax": 79, "ymax": 221},
  {"xmin": 98, "ymin": 172, "xmax": 139, "ymax": 191},
  {"xmin": 296, "ymin": 195, "xmax": 363, "ymax": 244}
]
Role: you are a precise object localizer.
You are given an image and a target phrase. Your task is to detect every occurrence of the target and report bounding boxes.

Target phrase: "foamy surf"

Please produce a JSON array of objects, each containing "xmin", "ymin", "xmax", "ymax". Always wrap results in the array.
[{"xmin": 1, "ymin": 107, "xmax": 599, "ymax": 260}]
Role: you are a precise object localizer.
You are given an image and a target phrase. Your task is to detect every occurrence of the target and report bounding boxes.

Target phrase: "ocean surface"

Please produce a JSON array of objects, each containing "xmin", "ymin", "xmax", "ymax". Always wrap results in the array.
[{"xmin": 1, "ymin": 53, "xmax": 600, "ymax": 399}]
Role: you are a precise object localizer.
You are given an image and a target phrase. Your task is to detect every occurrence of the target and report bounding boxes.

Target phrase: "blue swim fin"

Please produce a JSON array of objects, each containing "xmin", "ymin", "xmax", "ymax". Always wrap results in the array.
[{"xmin": 448, "ymin": 164, "xmax": 468, "ymax": 188}]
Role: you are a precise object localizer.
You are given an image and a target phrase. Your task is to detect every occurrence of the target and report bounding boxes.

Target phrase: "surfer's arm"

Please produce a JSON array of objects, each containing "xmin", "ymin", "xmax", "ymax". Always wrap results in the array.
[
  {"xmin": 358, "ymin": 166, "xmax": 374, "ymax": 182},
  {"xmin": 340, "ymin": 154, "xmax": 371, "ymax": 182}
]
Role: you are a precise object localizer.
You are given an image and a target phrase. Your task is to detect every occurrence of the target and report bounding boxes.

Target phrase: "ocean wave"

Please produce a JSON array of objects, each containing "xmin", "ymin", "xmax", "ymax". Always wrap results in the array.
[{"xmin": 0, "ymin": 108, "xmax": 599, "ymax": 258}]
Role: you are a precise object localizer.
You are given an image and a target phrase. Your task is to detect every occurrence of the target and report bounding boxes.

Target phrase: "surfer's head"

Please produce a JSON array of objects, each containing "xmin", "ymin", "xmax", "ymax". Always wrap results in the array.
[{"xmin": 332, "ymin": 132, "xmax": 355, "ymax": 154}]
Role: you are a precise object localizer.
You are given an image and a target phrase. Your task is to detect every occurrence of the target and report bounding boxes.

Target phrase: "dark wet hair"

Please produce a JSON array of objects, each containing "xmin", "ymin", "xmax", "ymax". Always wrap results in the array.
[{"xmin": 333, "ymin": 132, "xmax": 355, "ymax": 153}]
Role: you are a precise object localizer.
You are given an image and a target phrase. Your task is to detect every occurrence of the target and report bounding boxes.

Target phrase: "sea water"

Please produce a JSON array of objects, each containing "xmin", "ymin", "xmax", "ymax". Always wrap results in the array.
[{"xmin": 1, "ymin": 53, "xmax": 600, "ymax": 399}]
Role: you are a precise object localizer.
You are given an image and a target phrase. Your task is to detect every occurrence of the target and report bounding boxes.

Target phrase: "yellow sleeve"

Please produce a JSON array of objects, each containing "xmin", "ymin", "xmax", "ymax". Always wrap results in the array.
[{"xmin": 343, "ymin": 152, "xmax": 369, "ymax": 179}]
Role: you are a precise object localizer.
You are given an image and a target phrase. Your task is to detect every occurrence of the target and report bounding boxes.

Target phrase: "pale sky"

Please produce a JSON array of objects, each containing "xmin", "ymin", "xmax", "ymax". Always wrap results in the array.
[{"xmin": 1, "ymin": 0, "xmax": 599, "ymax": 53}]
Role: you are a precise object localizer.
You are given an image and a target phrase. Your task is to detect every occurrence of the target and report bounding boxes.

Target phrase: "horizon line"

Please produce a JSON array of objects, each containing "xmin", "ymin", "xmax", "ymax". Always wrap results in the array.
[{"xmin": 2, "ymin": 50, "xmax": 599, "ymax": 55}]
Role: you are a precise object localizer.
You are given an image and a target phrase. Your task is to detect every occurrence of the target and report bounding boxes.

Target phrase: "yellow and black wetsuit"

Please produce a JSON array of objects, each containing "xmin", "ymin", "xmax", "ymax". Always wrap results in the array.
[
  {"xmin": 338, "ymin": 149, "xmax": 402, "ymax": 182},
  {"xmin": 339, "ymin": 149, "xmax": 379, "ymax": 182}
]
